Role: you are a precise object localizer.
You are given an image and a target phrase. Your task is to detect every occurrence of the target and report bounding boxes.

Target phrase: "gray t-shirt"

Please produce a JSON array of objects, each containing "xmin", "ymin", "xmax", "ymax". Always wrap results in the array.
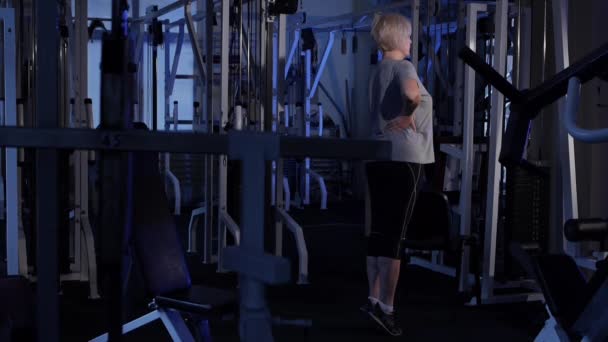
[{"xmin": 369, "ymin": 58, "xmax": 435, "ymax": 164}]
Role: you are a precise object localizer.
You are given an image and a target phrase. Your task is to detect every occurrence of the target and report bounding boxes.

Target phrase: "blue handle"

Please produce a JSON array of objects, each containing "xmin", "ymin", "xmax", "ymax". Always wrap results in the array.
[{"xmin": 564, "ymin": 77, "xmax": 608, "ymax": 143}]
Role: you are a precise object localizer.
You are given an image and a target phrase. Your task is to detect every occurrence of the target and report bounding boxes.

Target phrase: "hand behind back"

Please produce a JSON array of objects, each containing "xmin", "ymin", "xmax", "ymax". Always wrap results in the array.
[{"xmin": 384, "ymin": 115, "xmax": 416, "ymax": 133}]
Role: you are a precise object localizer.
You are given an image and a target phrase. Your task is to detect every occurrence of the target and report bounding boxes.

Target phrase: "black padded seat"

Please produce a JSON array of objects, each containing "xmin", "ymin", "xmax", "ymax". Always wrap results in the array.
[
  {"xmin": 130, "ymin": 123, "xmax": 236, "ymax": 321},
  {"xmin": 509, "ymin": 219, "xmax": 608, "ymax": 341}
]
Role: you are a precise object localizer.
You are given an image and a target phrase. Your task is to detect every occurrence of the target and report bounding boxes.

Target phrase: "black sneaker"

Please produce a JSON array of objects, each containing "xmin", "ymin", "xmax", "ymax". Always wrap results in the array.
[
  {"xmin": 359, "ymin": 299, "xmax": 374, "ymax": 314},
  {"xmin": 369, "ymin": 304, "xmax": 402, "ymax": 337}
]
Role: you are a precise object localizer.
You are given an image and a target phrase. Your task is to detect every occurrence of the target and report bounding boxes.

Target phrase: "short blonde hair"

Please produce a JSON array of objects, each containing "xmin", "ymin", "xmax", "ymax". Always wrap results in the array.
[{"xmin": 371, "ymin": 13, "xmax": 412, "ymax": 52}]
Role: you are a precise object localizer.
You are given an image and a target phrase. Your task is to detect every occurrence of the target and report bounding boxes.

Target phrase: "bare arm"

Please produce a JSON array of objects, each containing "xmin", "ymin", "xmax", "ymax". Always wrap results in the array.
[
  {"xmin": 402, "ymin": 78, "xmax": 421, "ymax": 116},
  {"xmin": 385, "ymin": 78, "xmax": 421, "ymax": 132}
]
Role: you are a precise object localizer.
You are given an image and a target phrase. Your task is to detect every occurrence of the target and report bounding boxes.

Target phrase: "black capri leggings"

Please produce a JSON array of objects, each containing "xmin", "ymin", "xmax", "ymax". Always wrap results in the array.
[{"xmin": 366, "ymin": 161, "xmax": 422, "ymax": 259}]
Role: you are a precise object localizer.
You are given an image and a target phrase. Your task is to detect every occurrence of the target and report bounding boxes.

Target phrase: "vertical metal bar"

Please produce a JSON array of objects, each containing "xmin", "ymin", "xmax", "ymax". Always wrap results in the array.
[
  {"xmin": 205, "ymin": 0, "xmax": 216, "ymax": 263},
  {"xmin": 58, "ymin": 1, "xmax": 69, "ymax": 128},
  {"xmin": 260, "ymin": 1, "xmax": 268, "ymax": 131},
  {"xmin": 270, "ymin": 16, "xmax": 278, "ymax": 207},
  {"xmin": 513, "ymin": 0, "xmax": 522, "ymax": 89},
  {"xmin": 164, "ymin": 25, "xmax": 171, "ymax": 130},
  {"xmin": 100, "ymin": 1, "xmax": 133, "ymax": 339},
  {"xmin": 517, "ymin": 3, "xmax": 531, "ymax": 90},
  {"xmin": 551, "ymin": 0, "xmax": 578, "ymax": 256},
  {"xmin": 2, "ymin": 9, "xmax": 18, "ymax": 276},
  {"xmin": 411, "ymin": 0, "xmax": 420, "ymax": 69},
  {"xmin": 34, "ymin": 1, "xmax": 60, "ymax": 340},
  {"xmin": 240, "ymin": 154, "xmax": 271, "ymax": 341},
  {"xmin": 303, "ymin": 49, "xmax": 311, "ymax": 205},
  {"xmin": 111, "ymin": 0, "xmax": 124, "ymax": 37},
  {"xmin": 481, "ymin": 0, "xmax": 508, "ymax": 301},
  {"xmin": 318, "ymin": 103, "xmax": 323, "ymax": 136},
  {"xmin": 275, "ymin": 15, "xmax": 287, "ymax": 256},
  {"xmin": 239, "ymin": 0, "xmax": 244, "ymax": 104},
  {"xmin": 229, "ymin": 134, "xmax": 276, "ymax": 342},
  {"xmin": 453, "ymin": 2, "xmax": 465, "ymax": 135},
  {"xmin": 246, "ymin": 2, "xmax": 251, "ymax": 109},
  {"xmin": 16, "ymin": 101, "xmax": 27, "ymax": 276},
  {"xmin": 72, "ymin": 0, "xmax": 89, "ymax": 281},
  {"xmin": 458, "ymin": 2, "xmax": 486, "ymax": 294},
  {"xmin": 202, "ymin": 0, "xmax": 214, "ymax": 264},
  {"xmin": 132, "ymin": 0, "xmax": 142, "ymax": 121},
  {"xmin": 152, "ymin": 13, "xmax": 159, "ymax": 131},
  {"xmin": 217, "ymin": 0, "xmax": 230, "ymax": 272},
  {"xmin": 272, "ymin": 23, "xmax": 278, "ymax": 133},
  {"xmin": 205, "ymin": 0, "xmax": 213, "ymax": 126},
  {"xmin": 525, "ymin": 0, "xmax": 547, "ymax": 161},
  {"xmin": 75, "ymin": 0, "xmax": 88, "ymax": 123},
  {"xmin": 164, "ymin": 82, "xmax": 175, "ymax": 214},
  {"xmin": 80, "ymin": 107, "xmax": 99, "ymax": 298}
]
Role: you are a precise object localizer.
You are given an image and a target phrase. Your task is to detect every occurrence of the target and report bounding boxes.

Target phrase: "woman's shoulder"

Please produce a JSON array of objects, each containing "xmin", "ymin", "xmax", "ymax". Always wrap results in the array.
[
  {"xmin": 395, "ymin": 59, "xmax": 416, "ymax": 70},
  {"xmin": 393, "ymin": 59, "xmax": 417, "ymax": 78}
]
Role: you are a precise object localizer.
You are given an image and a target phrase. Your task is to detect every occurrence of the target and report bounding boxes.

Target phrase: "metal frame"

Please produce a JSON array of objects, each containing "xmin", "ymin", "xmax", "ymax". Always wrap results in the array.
[
  {"xmin": 289, "ymin": 0, "xmax": 413, "ymax": 32},
  {"xmin": 73, "ymin": 0, "xmax": 93, "ymax": 288},
  {"xmin": 35, "ymin": 0, "xmax": 61, "ymax": 339},
  {"xmin": 534, "ymin": 314, "xmax": 570, "ymax": 342},
  {"xmin": 131, "ymin": 0, "xmax": 190, "ymax": 24},
  {"xmin": 551, "ymin": 0, "xmax": 579, "ymax": 258},
  {"xmin": 479, "ymin": 0, "xmax": 509, "ymax": 303},
  {"xmin": 89, "ymin": 308, "xmax": 196, "ymax": 342},
  {"xmin": 310, "ymin": 170, "xmax": 327, "ymax": 210},
  {"xmin": 187, "ymin": 205, "xmax": 207, "ymax": 252},
  {"xmin": 217, "ymin": 0, "xmax": 230, "ymax": 272},
  {"xmin": 18, "ymin": 2, "xmax": 392, "ymax": 340},
  {"xmin": 276, "ymin": 207, "xmax": 308, "ymax": 284},
  {"xmin": 463, "ymin": 1, "xmax": 542, "ymax": 305},
  {"xmin": 303, "ymin": 49, "xmax": 311, "ymax": 205},
  {"xmin": 302, "ymin": 32, "xmax": 334, "ymax": 206},
  {"xmin": 163, "ymin": 104, "xmax": 182, "ymax": 217},
  {"xmin": 184, "ymin": 0, "xmax": 208, "ymax": 83},
  {"xmin": 35, "ymin": 0, "xmax": 101, "ymax": 300},
  {"xmin": 433, "ymin": 2, "xmax": 488, "ymax": 291},
  {"xmin": 6, "ymin": 127, "xmax": 390, "ymax": 342},
  {"xmin": 288, "ymin": 0, "xmax": 419, "ymax": 65},
  {"xmin": 457, "ymin": 1, "xmax": 485, "ymax": 294},
  {"xmin": 2, "ymin": 8, "xmax": 18, "ymax": 277},
  {"xmin": 216, "ymin": 210, "xmax": 241, "ymax": 272},
  {"xmin": 284, "ymin": 0, "xmax": 420, "ymax": 210},
  {"xmin": 201, "ymin": 0, "xmax": 215, "ymax": 265},
  {"xmin": 141, "ymin": 0, "xmax": 216, "ymax": 259},
  {"xmin": 564, "ymin": 78, "xmax": 608, "ymax": 142},
  {"xmin": 220, "ymin": 211, "xmax": 241, "ymax": 245},
  {"xmin": 412, "ymin": 0, "xmax": 420, "ymax": 69},
  {"xmin": 165, "ymin": 21, "xmax": 186, "ymax": 112},
  {"xmin": 16, "ymin": 102, "xmax": 27, "ymax": 276},
  {"xmin": 275, "ymin": 15, "xmax": 288, "ymax": 260},
  {"xmin": 285, "ymin": 30, "xmax": 300, "ymax": 79},
  {"xmin": 427, "ymin": 2, "xmax": 544, "ymax": 305}
]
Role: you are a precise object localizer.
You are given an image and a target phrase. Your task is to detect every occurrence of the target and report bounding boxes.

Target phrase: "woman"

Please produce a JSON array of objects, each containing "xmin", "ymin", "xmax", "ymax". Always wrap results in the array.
[{"xmin": 361, "ymin": 12, "xmax": 435, "ymax": 337}]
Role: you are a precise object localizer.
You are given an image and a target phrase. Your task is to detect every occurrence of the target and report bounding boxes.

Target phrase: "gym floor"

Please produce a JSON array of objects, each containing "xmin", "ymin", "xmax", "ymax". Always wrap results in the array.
[{"xmin": 4, "ymin": 200, "xmax": 547, "ymax": 341}]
